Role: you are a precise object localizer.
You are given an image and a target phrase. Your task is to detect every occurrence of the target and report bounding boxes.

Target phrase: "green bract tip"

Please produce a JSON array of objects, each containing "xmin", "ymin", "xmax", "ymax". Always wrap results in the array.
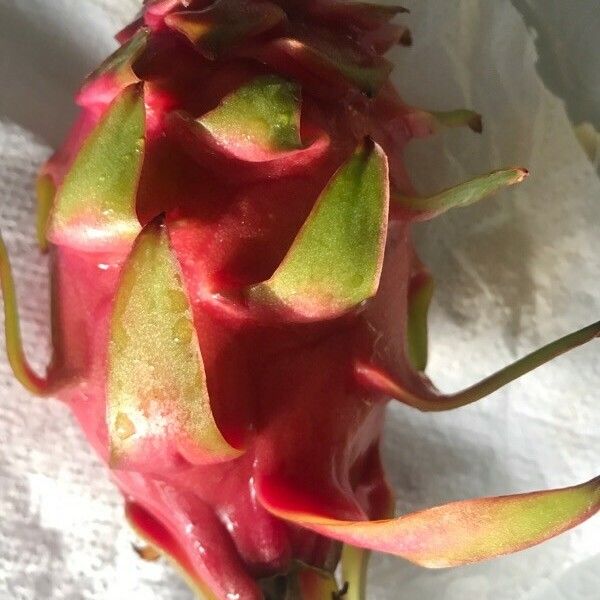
[
  {"xmin": 392, "ymin": 168, "xmax": 528, "ymax": 221},
  {"xmin": 429, "ymin": 109, "xmax": 483, "ymax": 133},
  {"xmin": 247, "ymin": 140, "xmax": 389, "ymax": 320},
  {"xmin": 165, "ymin": 0, "xmax": 286, "ymax": 60},
  {"xmin": 107, "ymin": 216, "xmax": 242, "ymax": 469},
  {"xmin": 80, "ymin": 27, "xmax": 149, "ymax": 97},
  {"xmin": 259, "ymin": 476, "xmax": 600, "ymax": 568},
  {"xmin": 199, "ymin": 75, "xmax": 302, "ymax": 154},
  {"xmin": 274, "ymin": 37, "xmax": 393, "ymax": 97},
  {"xmin": 47, "ymin": 84, "xmax": 145, "ymax": 252}
]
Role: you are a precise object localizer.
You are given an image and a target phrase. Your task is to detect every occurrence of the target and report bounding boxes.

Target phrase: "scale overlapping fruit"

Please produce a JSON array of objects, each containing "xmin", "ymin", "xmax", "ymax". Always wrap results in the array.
[{"xmin": 1, "ymin": 1, "xmax": 599, "ymax": 598}]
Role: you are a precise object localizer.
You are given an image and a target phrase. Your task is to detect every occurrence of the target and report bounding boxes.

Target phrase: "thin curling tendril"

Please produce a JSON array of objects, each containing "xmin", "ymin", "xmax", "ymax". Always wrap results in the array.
[{"xmin": 0, "ymin": 233, "xmax": 50, "ymax": 396}]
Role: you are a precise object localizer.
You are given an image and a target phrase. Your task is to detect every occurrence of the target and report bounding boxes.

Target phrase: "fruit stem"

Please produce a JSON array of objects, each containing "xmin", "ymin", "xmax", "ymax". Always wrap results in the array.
[
  {"xmin": 0, "ymin": 233, "xmax": 51, "ymax": 396},
  {"xmin": 341, "ymin": 545, "xmax": 370, "ymax": 600}
]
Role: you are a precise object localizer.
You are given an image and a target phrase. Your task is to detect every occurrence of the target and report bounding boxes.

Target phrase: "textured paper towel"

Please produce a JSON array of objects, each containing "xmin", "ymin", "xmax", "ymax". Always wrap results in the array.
[{"xmin": 0, "ymin": 1, "xmax": 598, "ymax": 599}]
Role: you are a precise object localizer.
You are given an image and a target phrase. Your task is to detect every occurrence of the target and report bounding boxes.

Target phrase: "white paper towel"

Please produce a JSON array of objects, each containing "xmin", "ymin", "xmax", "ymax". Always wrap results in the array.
[{"xmin": 0, "ymin": 1, "xmax": 598, "ymax": 599}]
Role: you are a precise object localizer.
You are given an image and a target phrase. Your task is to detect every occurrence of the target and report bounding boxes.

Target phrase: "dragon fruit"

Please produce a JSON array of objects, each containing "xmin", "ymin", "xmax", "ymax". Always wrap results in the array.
[{"xmin": 1, "ymin": 0, "xmax": 598, "ymax": 598}]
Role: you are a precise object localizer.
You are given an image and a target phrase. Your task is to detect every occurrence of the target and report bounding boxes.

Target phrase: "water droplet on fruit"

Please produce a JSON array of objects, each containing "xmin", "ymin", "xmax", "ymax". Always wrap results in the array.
[
  {"xmin": 166, "ymin": 288, "xmax": 188, "ymax": 311},
  {"xmin": 115, "ymin": 412, "xmax": 136, "ymax": 440},
  {"xmin": 173, "ymin": 317, "xmax": 193, "ymax": 345}
]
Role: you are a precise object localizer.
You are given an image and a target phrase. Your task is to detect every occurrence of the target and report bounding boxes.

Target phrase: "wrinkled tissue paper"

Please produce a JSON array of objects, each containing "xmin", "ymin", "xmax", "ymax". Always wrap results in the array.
[{"xmin": 0, "ymin": 0, "xmax": 598, "ymax": 598}]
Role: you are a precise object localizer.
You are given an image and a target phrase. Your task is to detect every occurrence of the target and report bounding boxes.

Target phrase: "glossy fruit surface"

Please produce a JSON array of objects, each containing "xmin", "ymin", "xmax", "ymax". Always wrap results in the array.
[{"xmin": 1, "ymin": 1, "xmax": 598, "ymax": 598}]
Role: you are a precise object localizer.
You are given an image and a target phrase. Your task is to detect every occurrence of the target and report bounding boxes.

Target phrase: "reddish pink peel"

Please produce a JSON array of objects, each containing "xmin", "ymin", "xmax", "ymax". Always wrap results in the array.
[
  {"xmin": 126, "ymin": 502, "xmax": 222, "ymax": 600},
  {"xmin": 124, "ymin": 496, "xmax": 263, "ymax": 600},
  {"xmin": 2, "ymin": 1, "xmax": 597, "ymax": 598}
]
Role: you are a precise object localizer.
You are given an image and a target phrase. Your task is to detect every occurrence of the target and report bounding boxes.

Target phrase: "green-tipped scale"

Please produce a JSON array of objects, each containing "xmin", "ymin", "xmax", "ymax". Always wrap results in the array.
[
  {"xmin": 79, "ymin": 28, "xmax": 149, "ymax": 99},
  {"xmin": 251, "ymin": 36, "xmax": 393, "ymax": 97},
  {"xmin": 426, "ymin": 109, "xmax": 483, "ymax": 133},
  {"xmin": 168, "ymin": 73, "xmax": 330, "ymax": 179},
  {"xmin": 357, "ymin": 320, "xmax": 600, "ymax": 411},
  {"xmin": 46, "ymin": 84, "xmax": 145, "ymax": 251},
  {"xmin": 403, "ymin": 108, "xmax": 483, "ymax": 138},
  {"xmin": 165, "ymin": 0, "xmax": 287, "ymax": 60},
  {"xmin": 107, "ymin": 216, "xmax": 242, "ymax": 468},
  {"xmin": 198, "ymin": 74, "xmax": 302, "ymax": 155},
  {"xmin": 247, "ymin": 140, "xmax": 389, "ymax": 320},
  {"xmin": 259, "ymin": 477, "xmax": 600, "ymax": 568},
  {"xmin": 312, "ymin": 2, "xmax": 410, "ymax": 22},
  {"xmin": 392, "ymin": 168, "xmax": 528, "ymax": 221}
]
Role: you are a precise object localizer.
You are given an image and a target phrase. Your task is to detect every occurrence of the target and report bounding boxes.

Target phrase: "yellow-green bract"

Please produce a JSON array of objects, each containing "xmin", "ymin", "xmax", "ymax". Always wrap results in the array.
[
  {"xmin": 107, "ymin": 216, "xmax": 241, "ymax": 468},
  {"xmin": 248, "ymin": 140, "xmax": 389, "ymax": 320}
]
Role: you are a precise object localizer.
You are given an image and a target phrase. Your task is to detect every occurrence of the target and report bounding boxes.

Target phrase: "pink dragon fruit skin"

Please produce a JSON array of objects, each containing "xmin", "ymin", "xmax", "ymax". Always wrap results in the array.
[{"xmin": 1, "ymin": 1, "xmax": 599, "ymax": 598}]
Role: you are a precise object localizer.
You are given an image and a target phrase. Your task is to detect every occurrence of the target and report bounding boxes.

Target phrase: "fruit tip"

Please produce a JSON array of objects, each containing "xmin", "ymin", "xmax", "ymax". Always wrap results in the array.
[
  {"xmin": 362, "ymin": 135, "xmax": 376, "ymax": 152},
  {"xmin": 132, "ymin": 80, "xmax": 145, "ymax": 97},
  {"xmin": 468, "ymin": 113, "xmax": 483, "ymax": 134},
  {"xmin": 515, "ymin": 168, "xmax": 529, "ymax": 183},
  {"xmin": 389, "ymin": 5, "xmax": 410, "ymax": 15},
  {"xmin": 399, "ymin": 28, "xmax": 413, "ymax": 47}
]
